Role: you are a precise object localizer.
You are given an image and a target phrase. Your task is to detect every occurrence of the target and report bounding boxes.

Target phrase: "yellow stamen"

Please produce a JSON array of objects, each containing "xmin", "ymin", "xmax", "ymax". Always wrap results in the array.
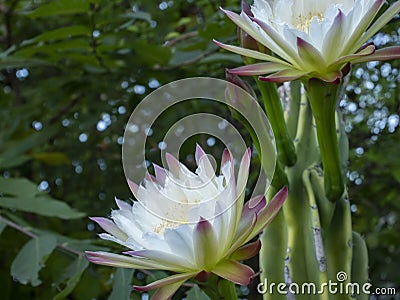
[{"xmin": 296, "ymin": 12, "xmax": 324, "ymax": 33}]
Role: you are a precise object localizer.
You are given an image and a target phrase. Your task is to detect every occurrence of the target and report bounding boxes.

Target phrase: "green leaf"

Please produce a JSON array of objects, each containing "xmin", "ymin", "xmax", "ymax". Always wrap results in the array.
[
  {"xmin": 131, "ymin": 40, "xmax": 172, "ymax": 65},
  {"xmin": 186, "ymin": 285, "xmax": 211, "ymax": 300},
  {"xmin": 31, "ymin": 152, "xmax": 70, "ymax": 166},
  {"xmin": 0, "ymin": 219, "xmax": 6, "ymax": 235},
  {"xmin": 108, "ymin": 268, "xmax": 134, "ymax": 300},
  {"xmin": 0, "ymin": 178, "xmax": 85, "ymax": 219},
  {"xmin": 21, "ymin": 26, "xmax": 90, "ymax": 46},
  {"xmin": 0, "ymin": 125, "xmax": 59, "ymax": 169},
  {"xmin": 11, "ymin": 235, "xmax": 57, "ymax": 286},
  {"xmin": 53, "ymin": 256, "xmax": 89, "ymax": 300},
  {"xmin": 27, "ymin": 0, "xmax": 90, "ymax": 18},
  {"xmin": 0, "ymin": 56, "xmax": 50, "ymax": 70}
]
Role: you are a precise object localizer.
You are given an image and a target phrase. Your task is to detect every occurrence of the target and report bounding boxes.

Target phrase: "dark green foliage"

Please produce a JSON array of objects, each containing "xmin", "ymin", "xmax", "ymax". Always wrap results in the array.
[{"xmin": 0, "ymin": 0, "xmax": 398, "ymax": 299}]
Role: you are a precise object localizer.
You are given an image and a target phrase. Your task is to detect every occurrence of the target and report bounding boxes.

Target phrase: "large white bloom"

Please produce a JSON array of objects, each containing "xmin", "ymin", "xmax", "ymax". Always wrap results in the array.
[
  {"xmin": 86, "ymin": 146, "xmax": 287, "ymax": 299},
  {"xmin": 215, "ymin": 0, "xmax": 400, "ymax": 82}
]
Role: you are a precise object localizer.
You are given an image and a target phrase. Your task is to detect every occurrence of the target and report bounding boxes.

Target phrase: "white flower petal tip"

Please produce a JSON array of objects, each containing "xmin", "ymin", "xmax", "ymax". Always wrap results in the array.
[
  {"xmin": 218, "ymin": 0, "xmax": 400, "ymax": 82},
  {"xmin": 87, "ymin": 147, "xmax": 286, "ymax": 298}
]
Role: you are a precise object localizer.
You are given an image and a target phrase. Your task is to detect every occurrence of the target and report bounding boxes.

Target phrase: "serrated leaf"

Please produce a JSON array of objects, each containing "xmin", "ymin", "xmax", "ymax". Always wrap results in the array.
[
  {"xmin": 53, "ymin": 256, "xmax": 89, "ymax": 300},
  {"xmin": 11, "ymin": 235, "xmax": 57, "ymax": 286},
  {"xmin": 27, "ymin": 0, "xmax": 90, "ymax": 18},
  {"xmin": 108, "ymin": 268, "xmax": 134, "ymax": 300},
  {"xmin": 0, "ymin": 177, "xmax": 85, "ymax": 219},
  {"xmin": 186, "ymin": 285, "xmax": 211, "ymax": 300}
]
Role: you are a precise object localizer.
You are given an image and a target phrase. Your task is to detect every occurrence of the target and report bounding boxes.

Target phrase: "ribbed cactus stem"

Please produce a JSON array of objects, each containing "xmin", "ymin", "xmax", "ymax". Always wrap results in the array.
[
  {"xmin": 305, "ymin": 78, "xmax": 344, "ymax": 202},
  {"xmin": 351, "ymin": 232, "xmax": 369, "ymax": 300}
]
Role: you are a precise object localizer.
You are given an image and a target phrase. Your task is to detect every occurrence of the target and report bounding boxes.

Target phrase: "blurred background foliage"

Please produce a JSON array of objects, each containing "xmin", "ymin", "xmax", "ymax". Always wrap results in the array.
[{"xmin": 0, "ymin": 0, "xmax": 398, "ymax": 299}]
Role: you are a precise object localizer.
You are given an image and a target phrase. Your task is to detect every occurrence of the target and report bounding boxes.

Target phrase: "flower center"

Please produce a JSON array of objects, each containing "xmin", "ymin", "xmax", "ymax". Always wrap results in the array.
[
  {"xmin": 152, "ymin": 203, "xmax": 191, "ymax": 234},
  {"xmin": 295, "ymin": 12, "xmax": 324, "ymax": 33},
  {"xmin": 152, "ymin": 218, "xmax": 188, "ymax": 234}
]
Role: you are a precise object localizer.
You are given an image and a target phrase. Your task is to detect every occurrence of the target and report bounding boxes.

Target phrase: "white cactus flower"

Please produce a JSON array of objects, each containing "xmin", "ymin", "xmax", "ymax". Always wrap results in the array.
[
  {"xmin": 215, "ymin": 0, "xmax": 400, "ymax": 82},
  {"xmin": 86, "ymin": 146, "xmax": 287, "ymax": 299}
]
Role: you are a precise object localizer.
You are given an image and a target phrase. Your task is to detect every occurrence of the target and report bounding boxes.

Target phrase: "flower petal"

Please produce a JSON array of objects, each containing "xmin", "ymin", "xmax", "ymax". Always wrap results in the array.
[
  {"xmin": 227, "ymin": 213, "xmax": 257, "ymax": 256},
  {"xmin": 322, "ymin": 10, "xmax": 345, "ymax": 62},
  {"xmin": 165, "ymin": 153, "xmax": 181, "ymax": 176},
  {"xmin": 245, "ymin": 186, "xmax": 288, "ymax": 243},
  {"xmin": 342, "ymin": 0, "xmax": 385, "ymax": 54},
  {"xmin": 351, "ymin": 46, "xmax": 400, "ymax": 64},
  {"xmin": 296, "ymin": 37, "xmax": 326, "ymax": 69},
  {"xmin": 153, "ymin": 163, "xmax": 167, "ymax": 185},
  {"xmin": 250, "ymin": 17, "xmax": 301, "ymax": 66},
  {"xmin": 230, "ymin": 239, "xmax": 261, "ymax": 261},
  {"xmin": 194, "ymin": 218, "xmax": 218, "ymax": 270},
  {"xmin": 259, "ymin": 69, "xmax": 309, "ymax": 83},
  {"xmin": 124, "ymin": 249, "xmax": 196, "ymax": 270},
  {"xmin": 330, "ymin": 44, "xmax": 375, "ymax": 68},
  {"xmin": 128, "ymin": 179, "xmax": 139, "ymax": 197},
  {"xmin": 355, "ymin": 1, "xmax": 400, "ymax": 52},
  {"xmin": 90, "ymin": 217, "xmax": 128, "ymax": 241},
  {"xmin": 228, "ymin": 62, "xmax": 290, "ymax": 76},
  {"xmin": 221, "ymin": 148, "xmax": 233, "ymax": 171},
  {"xmin": 115, "ymin": 197, "xmax": 132, "ymax": 211},
  {"xmin": 134, "ymin": 272, "xmax": 196, "ymax": 300},
  {"xmin": 85, "ymin": 251, "xmax": 179, "ymax": 270},
  {"xmin": 237, "ymin": 195, "xmax": 266, "ymax": 235},
  {"xmin": 213, "ymin": 40, "xmax": 291, "ymax": 66},
  {"xmin": 212, "ymin": 260, "xmax": 255, "ymax": 285}
]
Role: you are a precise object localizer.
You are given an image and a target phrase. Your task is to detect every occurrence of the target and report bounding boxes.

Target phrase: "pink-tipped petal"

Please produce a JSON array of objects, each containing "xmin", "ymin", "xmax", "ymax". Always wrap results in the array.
[
  {"xmin": 195, "ymin": 144, "xmax": 206, "ymax": 162},
  {"xmin": 85, "ymin": 251, "xmax": 170, "ymax": 270},
  {"xmin": 145, "ymin": 171, "xmax": 156, "ymax": 182},
  {"xmin": 228, "ymin": 62, "xmax": 289, "ymax": 76},
  {"xmin": 115, "ymin": 197, "xmax": 132, "ymax": 211},
  {"xmin": 127, "ymin": 179, "xmax": 139, "ymax": 197},
  {"xmin": 153, "ymin": 163, "xmax": 167, "ymax": 185},
  {"xmin": 221, "ymin": 148, "xmax": 233, "ymax": 170},
  {"xmin": 134, "ymin": 272, "xmax": 195, "ymax": 298},
  {"xmin": 330, "ymin": 44, "xmax": 375, "ymax": 67},
  {"xmin": 237, "ymin": 195, "xmax": 266, "ymax": 235},
  {"xmin": 351, "ymin": 46, "xmax": 400, "ymax": 64},
  {"xmin": 212, "ymin": 260, "xmax": 255, "ymax": 285},
  {"xmin": 194, "ymin": 218, "xmax": 218, "ymax": 269},
  {"xmin": 259, "ymin": 69, "xmax": 309, "ymax": 83},
  {"xmin": 213, "ymin": 40, "xmax": 290, "ymax": 65},
  {"xmin": 220, "ymin": 8, "xmax": 267, "ymax": 50},
  {"xmin": 165, "ymin": 153, "xmax": 181, "ymax": 176},
  {"xmin": 241, "ymin": 1, "xmax": 253, "ymax": 17},
  {"xmin": 251, "ymin": 17, "xmax": 301, "ymax": 65},
  {"xmin": 350, "ymin": 0, "xmax": 391, "ymax": 52},
  {"xmin": 124, "ymin": 250, "xmax": 195, "ymax": 270},
  {"xmin": 245, "ymin": 186, "xmax": 288, "ymax": 243},
  {"xmin": 231, "ymin": 239, "xmax": 261, "ymax": 261},
  {"xmin": 89, "ymin": 217, "xmax": 128, "ymax": 241}
]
